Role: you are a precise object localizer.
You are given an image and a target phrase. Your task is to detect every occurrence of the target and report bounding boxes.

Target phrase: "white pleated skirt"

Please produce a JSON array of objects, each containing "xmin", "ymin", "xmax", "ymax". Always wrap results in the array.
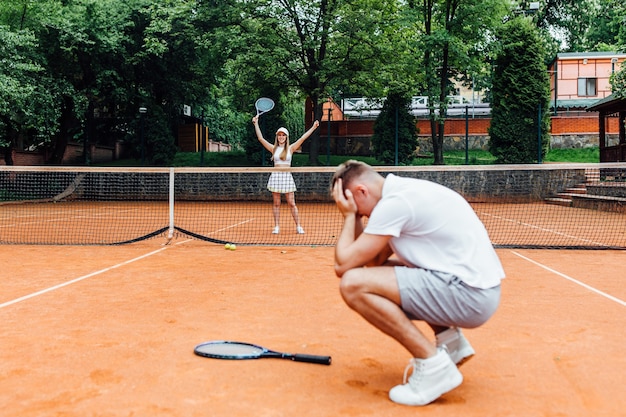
[{"xmin": 267, "ymin": 171, "xmax": 297, "ymax": 193}]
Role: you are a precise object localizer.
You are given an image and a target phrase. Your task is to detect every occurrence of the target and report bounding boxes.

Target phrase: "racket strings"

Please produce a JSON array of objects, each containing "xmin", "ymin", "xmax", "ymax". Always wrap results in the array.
[
  {"xmin": 196, "ymin": 342, "xmax": 264, "ymax": 357},
  {"xmin": 255, "ymin": 98, "xmax": 275, "ymax": 112}
]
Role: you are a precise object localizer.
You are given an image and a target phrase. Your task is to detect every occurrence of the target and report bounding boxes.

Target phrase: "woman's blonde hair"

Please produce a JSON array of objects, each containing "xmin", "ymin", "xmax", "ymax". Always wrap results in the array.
[{"xmin": 272, "ymin": 128, "xmax": 290, "ymax": 161}]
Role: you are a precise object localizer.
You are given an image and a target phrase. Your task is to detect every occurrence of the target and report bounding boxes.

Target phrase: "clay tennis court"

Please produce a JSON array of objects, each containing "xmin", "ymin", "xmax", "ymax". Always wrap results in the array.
[{"xmin": 1, "ymin": 240, "xmax": 625, "ymax": 417}]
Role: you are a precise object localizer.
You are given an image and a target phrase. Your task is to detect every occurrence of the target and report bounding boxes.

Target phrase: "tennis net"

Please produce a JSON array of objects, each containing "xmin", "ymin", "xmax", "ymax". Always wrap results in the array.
[{"xmin": 1, "ymin": 164, "xmax": 625, "ymax": 248}]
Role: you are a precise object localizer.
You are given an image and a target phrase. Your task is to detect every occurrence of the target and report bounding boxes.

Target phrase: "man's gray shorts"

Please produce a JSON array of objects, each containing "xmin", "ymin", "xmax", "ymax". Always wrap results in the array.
[{"xmin": 395, "ymin": 266, "xmax": 501, "ymax": 328}]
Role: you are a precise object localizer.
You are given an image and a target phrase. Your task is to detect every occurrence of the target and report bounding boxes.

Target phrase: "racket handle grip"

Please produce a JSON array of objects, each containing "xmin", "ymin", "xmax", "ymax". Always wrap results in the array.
[{"xmin": 293, "ymin": 354, "xmax": 332, "ymax": 365}]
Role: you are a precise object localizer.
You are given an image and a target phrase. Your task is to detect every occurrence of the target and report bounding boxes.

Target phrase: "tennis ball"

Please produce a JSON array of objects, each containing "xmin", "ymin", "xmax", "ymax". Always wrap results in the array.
[
  {"xmin": 229, "ymin": 244, "xmax": 237, "ymax": 251},
  {"xmin": 224, "ymin": 243, "xmax": 232, "ymax": 250}
]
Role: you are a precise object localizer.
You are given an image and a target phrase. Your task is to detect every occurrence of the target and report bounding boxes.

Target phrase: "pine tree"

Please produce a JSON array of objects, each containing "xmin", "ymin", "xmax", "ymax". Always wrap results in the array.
[
  {"xmin": 371, "ymin": 93, "xmax": 418, "ymax": 165},
  {"xmin": 489, "ymin": 17, "xmax": 550, "ymax": 164}
]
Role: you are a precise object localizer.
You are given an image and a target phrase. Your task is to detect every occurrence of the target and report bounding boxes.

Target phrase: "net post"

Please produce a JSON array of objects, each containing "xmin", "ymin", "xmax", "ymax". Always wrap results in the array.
[{"xmin": 165, "ymin": 168, "xmax": 175, "ymax": 244}]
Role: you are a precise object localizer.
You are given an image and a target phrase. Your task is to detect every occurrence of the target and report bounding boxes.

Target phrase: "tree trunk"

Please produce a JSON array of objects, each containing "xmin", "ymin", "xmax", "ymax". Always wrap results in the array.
[
  {"xmin": 434, "ymin": 121, "xmax": 445, "ymax": 165},
  {"xmin": 307, "ymin": 95, "xmax": 322, "ymax": 166},
  {"xmin": 3, "ymin": 145, "xmax": 14, "ymax": 166},
  {"xmin": 2, "ymin": 120, "xmax": 17, "ymax": 165},
  {"xmin": 47, "ymin": 96, "xmax": 74, "ymax": 165},
  {"xmin": 433, "ymin": 37, "xmax": 451, "ymax": 166},
  {"xmin": 431, "ymin": 119, "xmax": 444, "ymax": 165}
]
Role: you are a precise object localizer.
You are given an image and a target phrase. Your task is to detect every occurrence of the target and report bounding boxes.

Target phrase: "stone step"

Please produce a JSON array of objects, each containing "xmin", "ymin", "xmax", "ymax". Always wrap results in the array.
[
  {"xmin": 545, "ymin": 169, "xmax": 624, "ymax": 209},
  {"xmin": 571, "ymin": 193, "xmax": 626, "ymax": 213},
  {"xmin": 563, "ymin": 186, "xmax": 587, "ymax": 195},
  {"xmin": 556, "ymin": 191, "xmax": 587, "ymax": 200},
  {"xmin": 545, "ymin": 197, "xmax": 572, "ymax": 207}
]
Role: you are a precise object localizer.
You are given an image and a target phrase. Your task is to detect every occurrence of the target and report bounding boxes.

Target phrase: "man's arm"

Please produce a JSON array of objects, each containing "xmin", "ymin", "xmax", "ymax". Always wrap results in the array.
[
  {"xmin": 332, "ymin": 179, "xmax": 392, "ymax": 277},
  {"xmin": 335, "ymin": 222, "xmax": 393, "ymax": 276}
]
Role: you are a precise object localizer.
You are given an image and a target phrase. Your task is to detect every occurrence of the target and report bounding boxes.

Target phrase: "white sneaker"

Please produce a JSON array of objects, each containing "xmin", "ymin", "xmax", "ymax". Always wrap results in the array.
[
  {"xmin": 436, "ymin": 327, "xmax": 475, "ymax": 366},
  {"xmin": 389, "ymin": 348, "xmax": 463, "ymax": 406},
  {"xmin": 296, "ymin": 226, "xmax": 305, "ymax": 234},
  {"xmin": 272, "ymin": 226, "xmax": 280, "ymax": 234}
]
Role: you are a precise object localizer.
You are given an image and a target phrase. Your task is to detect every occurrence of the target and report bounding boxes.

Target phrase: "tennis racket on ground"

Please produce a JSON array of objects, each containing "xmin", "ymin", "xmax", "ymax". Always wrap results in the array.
[
  {"xmin": 194, "ymin": 340, "xmax": 331, "ymax": 365},
  {"xmin": 255, "ymin": 97, "xmax": 275, "ymax": 117}
]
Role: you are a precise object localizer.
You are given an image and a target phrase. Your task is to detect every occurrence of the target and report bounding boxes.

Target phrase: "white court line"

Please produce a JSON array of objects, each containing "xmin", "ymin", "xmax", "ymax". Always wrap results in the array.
[
  {"xmin": 0, "ymin": 246, "xmax": 173, "ymax": 309},
  {"xmin": 209, "ymin": 219, "xmax": 254, "ymax": 234},
  {"xmin": 1, "ymin": 215, "xmax": 252, "ymax": 309},
  {"xmin": 511, "ymin": 250, "xmax": 626, "ymax": 307},
  {"xmin": 479, "ymin": 211, "xmax": 607, "ymax": 247}
]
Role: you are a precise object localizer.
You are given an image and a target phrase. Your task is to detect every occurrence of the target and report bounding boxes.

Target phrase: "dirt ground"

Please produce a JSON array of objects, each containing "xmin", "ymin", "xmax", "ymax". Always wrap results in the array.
[{"xmin": 1, "ymin": 240, "xmax": 625, "ymax": 417}]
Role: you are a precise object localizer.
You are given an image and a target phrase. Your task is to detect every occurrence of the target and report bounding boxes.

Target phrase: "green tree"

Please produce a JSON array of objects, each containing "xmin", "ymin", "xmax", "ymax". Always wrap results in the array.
[
  {"xmin": 489, "ymin": 17, "xmax": 551, "ymax": 164},
  {"xmin": 610, "ymin": 68, "xmax": 626, "ymax": 99},
  {"xmin": 609, "ymin": 2, "xmax": 626, "ymax": 98},
  {"xmin": 238, "ymin": 0, "xmax": 397, "ymax": 165},
  {"xmin": 371, "ymin": 93, "xmax": 418, "ymax": 165},
  {"xmin": 521, "ymin": 0, "xmax": 620, "ymax": 53},
  {"xmin": 582, "ymin": 0, "xmax": 622, "ymax": 51},
  {"xmin": 35, "ymin": 0, "xmax": 137, "ymax": 163},
  {"xmin": 536, "ymin": 0, "xmax": 595, "ymax": 52},
  {"xmin": 407, "ymin": 0, "xmax": 508, "ymax": 165},
  {"xmin": 0, "ymin": 23, "xmax": 69, "ymax": 164},
  {"xmin": 0, "ymin": 0, "xmax": 237, "ymax": 166}
]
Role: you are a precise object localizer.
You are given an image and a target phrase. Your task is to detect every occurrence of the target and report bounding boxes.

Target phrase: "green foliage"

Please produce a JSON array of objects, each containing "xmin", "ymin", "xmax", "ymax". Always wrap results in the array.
[
  {"xmin": 489, "ymin": 17, "xmax": 551, "ymax": 164},
  {"xmin": 173, "ymin": 150, "xmax": 250, "ymax": 167},
  {"xmin": 0, "ymin": 0, "xmax": 236, "ymax": 164},
  {"xmin": 371, "ymin": 93, "xmax": 418, "ymax": 165},
  {"xmin": 609, "ymin": 2, "xmax": 626, "ymax": 99},
  {"xmin": 540, "ymin": 0, "xmax": 596, "ymax": 51},
  {"xmin": 409, "ymin": 0, "xmax": 508, "ymax": 164},
  {"xmin": 170, "ymin": 151, "xmax": 381, "ymax": 167},
  {"xmin": 581, "ymin": 0, "xmax": 622, "ymax": 51},
  {"xmin": 543, "ymin": 147, "xmax": 599, "ymax": 163},
  {"xmin": 440, "ymin": 150, "xmax": 496, "ymax": 165},
  {"xmin": 200, "ymin": 86, "xmax": 250, "ymax": 151},
  {"xmin": 611, "ymin": 67, "xmax": 626, "ymax": 99},
  {"xmin": 235, "ymin": 0, "xmax": 401, "ymax": 164},
  {"xmin": 159, "ymin": 147, "xmax": 595, "ymax": 167},
  {"xmin": 125, "ymin": 106, "xmax": 176, "ymax": 166},
  {"xmin": 1, "ymin": 0, "xmax": 624, "ymax": 168},
  {"xmin": 517, "ymin": 0, "xmax": 624, "ymax": 53},
  {"xmin": 0, "ymin": 24, "xmax": 60, "ymax": 150},
  {"xmin": 95, "ymin": 137, "xmax": 601, "ymax": 167}
]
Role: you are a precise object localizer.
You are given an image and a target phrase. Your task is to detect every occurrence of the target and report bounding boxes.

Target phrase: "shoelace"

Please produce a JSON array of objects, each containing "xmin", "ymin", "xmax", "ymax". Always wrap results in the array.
[
  {"xmin": 403, "ymin": 347, "xmax": 448, "ymax": 386},
  {"xmin": 402, "ymin": 358, "xmax": 424, "ymax": 386}
]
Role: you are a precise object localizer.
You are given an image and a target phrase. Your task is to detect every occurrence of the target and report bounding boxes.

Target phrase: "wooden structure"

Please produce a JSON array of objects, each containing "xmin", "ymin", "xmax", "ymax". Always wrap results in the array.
[
  {"xmin": 178, "ymin": 122, "xmax": 209, "ymax": 152},
  {"xmin": 587, "ymin": 94, "xmax": 626, "ymax": 162}
]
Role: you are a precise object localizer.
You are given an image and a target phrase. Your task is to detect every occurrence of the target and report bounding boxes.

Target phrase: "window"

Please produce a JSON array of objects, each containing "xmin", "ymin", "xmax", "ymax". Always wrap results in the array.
[{"xmin": 578, "ymin": 78, "xmax": 597, "ymax": 96}]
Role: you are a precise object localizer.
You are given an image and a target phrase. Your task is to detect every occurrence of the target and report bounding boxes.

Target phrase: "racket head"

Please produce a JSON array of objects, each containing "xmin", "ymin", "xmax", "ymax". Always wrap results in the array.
[
  {"xmin": 255, "ymin": 97, "xmax": 275, "ymax": 115},
  {"xmin": 194, "ymin": 340, "xmax": 268, "ymax": 360}
]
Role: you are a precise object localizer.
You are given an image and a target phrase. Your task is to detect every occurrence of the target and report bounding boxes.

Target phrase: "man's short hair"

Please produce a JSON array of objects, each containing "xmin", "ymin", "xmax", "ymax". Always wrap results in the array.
[{"xmin": 330, "ymin": 160, "xmax": 374, "ymax": 195}]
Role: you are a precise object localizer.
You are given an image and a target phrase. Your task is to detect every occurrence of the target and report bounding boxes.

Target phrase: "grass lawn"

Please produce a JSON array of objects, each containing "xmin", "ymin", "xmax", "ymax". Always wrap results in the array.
[
  {"xmin": 174, "ymin": 147, "xmax": 600, "ymax": 167},
  {"xmin": 99, "ymin": 147, "xmax": 600, "ymax": 167},
  {"xmin": 542, "ymin": 147, "xmax": 599, "ymax": 163}
]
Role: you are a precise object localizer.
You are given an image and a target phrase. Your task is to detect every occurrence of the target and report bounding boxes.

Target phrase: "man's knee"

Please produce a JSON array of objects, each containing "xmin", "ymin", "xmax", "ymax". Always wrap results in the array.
[{"xmin": 339, "ymin": 269, "xmax": 364, "ymax": 304}]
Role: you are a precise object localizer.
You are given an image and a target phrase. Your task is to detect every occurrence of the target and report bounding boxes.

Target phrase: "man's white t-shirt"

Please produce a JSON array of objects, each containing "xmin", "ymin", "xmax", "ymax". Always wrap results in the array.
[{"xmin": 364, "ymin": 174, "xmax": 505, "ymax": 289}]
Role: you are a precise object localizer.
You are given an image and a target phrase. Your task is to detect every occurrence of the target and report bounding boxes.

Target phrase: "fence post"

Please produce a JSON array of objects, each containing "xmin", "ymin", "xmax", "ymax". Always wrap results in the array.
[
  {"xmin": 327, "ymin": 107, "xmax": 331, "ymax": 166},
  {"xmin": 200, "ymin": 110, "xmax": 205, "ymax": 165},
  {"xmin": 465, "ymin": 105, "xmax": 469, "ymax": 165},
  {"xmin": 537, "ymin": 102, "xmax": 542, "ymax": 164},
  {"xmin": 394, "ymin": 105, "xmax": 398, "ymax": 166}
]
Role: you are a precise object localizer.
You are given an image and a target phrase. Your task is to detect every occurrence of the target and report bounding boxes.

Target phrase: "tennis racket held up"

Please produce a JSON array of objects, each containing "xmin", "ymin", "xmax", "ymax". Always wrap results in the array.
[
  {"xmin": 194, "ymin": 340, "xmax": 331, "ymax": 365},
  {"xmin": 255, "ymin": 97, "xmax": 275, "ymax": 117}
]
